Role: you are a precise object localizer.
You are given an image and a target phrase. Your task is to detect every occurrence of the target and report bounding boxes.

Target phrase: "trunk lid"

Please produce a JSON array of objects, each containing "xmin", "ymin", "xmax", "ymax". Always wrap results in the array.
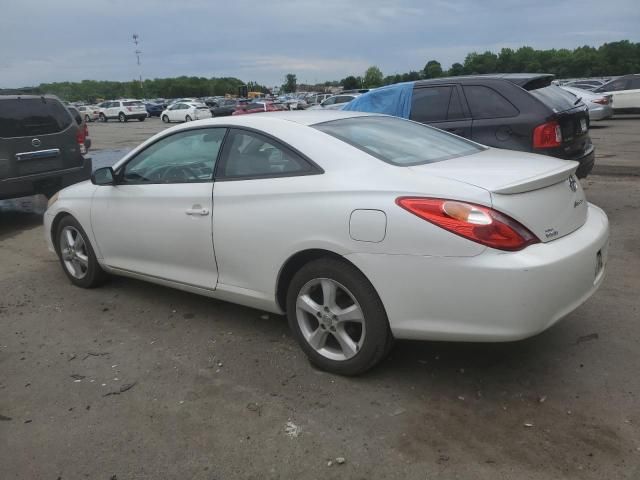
[{"xmin": 409, "ymin": 147, "xmax": 588, "ymax": 243}]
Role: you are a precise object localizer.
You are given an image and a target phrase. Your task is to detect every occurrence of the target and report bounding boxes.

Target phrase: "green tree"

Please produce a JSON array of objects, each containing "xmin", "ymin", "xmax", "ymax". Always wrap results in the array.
[
  {"xmin": 341, "ymin": 75, "xmax": 360, "ymax": 90},
  {"xmin": 282, "ymin": 73, "xmax": 297, "ymax": 93},
  {"xmin": 423, "ymin": 60, "xmax": 443, "ymax": 79},
  {"xmin": 363, "ymin": 66, "xmax": 384, "ymax": 88},
  {"xmin": 447, "ymin": 62, "xmax": 465, "ymax": 76}
]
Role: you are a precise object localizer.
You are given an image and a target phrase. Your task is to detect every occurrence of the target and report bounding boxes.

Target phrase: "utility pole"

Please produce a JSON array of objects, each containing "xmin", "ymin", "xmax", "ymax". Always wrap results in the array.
[{"xmin": 132, "ymin": 34, "xmax": 143, "ymax": 92}]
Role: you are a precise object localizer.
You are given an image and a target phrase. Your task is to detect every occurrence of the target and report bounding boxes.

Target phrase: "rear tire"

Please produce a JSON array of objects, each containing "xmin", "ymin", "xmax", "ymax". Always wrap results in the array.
[
  {"xmin": 54, "ymin": 216, "xmax": 108, "ymax": 288},
  {"xmin": 286, "ymin": 257, "xmax": 391, "ymax": 375},
  {"xmin": 162, "ymin": 115, "xmax": 169, "ymax": 123},
  {"xmin": 84, "ymin": 114, "xmax": 91, "ymax": 123}
]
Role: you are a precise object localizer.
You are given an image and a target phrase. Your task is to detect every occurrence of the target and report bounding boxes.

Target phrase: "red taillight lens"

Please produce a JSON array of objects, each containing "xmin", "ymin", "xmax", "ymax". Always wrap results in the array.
[
  {"xmin": 592, "ymin": 97, "xmax": 609, "ymax": 105},
  {"xmin": 533, "ymin": 121, "xmax": 562, "ymax": 148},
  {"xmin": 396, "ymin": 197, "xmax": 540, "ymax": 251},
  {"xmin": 76, "ymin": 127, "xmax": 85, "ymax": 144}
]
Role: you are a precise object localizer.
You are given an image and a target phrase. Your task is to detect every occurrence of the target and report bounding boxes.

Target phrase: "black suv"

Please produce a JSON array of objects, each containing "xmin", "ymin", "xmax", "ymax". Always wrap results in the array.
[
  {"xmin": 0, "ymin": 94, "xmax": 92, "ymax": 199},
  {"xmin": 408, "ymin": 74, "xmax": 594, "ymax": 177}
]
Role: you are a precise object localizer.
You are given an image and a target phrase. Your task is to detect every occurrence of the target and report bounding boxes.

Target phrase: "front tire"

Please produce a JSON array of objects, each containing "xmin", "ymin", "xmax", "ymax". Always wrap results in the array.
[
  {"xmin": 162, "ymin": 115, "xmax": 169, "ymax": 123},
  {"xmin": 55, "ymin": 216, "xmax": 108, "ymax": 288},
  {"xmin": 118, "ymin": 112, "xmax": 127, "ymax": 122},
  {"xmin": 185, "ymin": 115, "xmax": 192, "ymax": 122},
  {"xmin": 100, "ymin": 113, "xmax": 107, "ymax": 122},
  {"xmin": 286, "ymin": 257, "xmax": 392, "ymax": 375},
  {"xmin": 85, "ymin": 114, "xmax": 91, "ymax": 123}
]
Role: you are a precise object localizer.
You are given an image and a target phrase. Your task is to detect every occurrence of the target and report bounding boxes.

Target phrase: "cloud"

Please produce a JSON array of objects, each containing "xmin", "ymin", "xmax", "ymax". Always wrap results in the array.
[{"xmin": 0, "ymin": 0, "xmax": 638, "ymax": 87}]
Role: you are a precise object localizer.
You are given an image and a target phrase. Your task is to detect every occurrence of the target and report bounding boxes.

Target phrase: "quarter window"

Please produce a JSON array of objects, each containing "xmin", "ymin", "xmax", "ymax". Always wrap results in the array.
[
  {"xmin": 463, "ymin": 85, "xmax": 519, "ymax": 119},
  {"xmin": 121, "ymin": 128, "xmax": 226, "ymax": 184},
  {"xmin": 218, "ymin": 129, "xmax": 314, "ymax": 179}
]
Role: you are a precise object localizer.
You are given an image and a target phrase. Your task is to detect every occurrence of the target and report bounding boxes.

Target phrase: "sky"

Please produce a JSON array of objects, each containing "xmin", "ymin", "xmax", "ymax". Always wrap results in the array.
[{"xmin": 1, "ymin": 0, "xmax": 638, "ymax": 88}]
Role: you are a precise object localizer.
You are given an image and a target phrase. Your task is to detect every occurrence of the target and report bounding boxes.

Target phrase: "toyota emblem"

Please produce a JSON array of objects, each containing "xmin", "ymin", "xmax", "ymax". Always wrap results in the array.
[
  {"xmin": 31, "ymin": 138, "xmax": 41, "ymax": 147},
  {"xmin": 568, "ymin": 175, "xmax": 577, "ymax": 192}
]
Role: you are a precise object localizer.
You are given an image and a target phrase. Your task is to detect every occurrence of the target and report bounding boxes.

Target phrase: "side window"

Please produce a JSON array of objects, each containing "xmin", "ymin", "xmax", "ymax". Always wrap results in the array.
[
  {"xmin": 463, "ymin": 85, "xmax": 519, "ymax": 119},
  {"xmin": 601, "ymin": 79, "xmax": 627, "ymax": 92},
  {"xmin": 410, "ymin": 86, "xmax": 452, "ymax": 122},
  {"xmin": 447, "ymin": 87, "xmax": 466, "ymax": 120},
  {"xmin": 219, "ymin": 129, "xmax": 314, "ymax": 179},
  {"xmin": 323, "ymin": 97, "xmax": 336, "ymax": 106},
  {"xmin": 121, "ymin": 128, "xmax": 226, "ymax": 184},
  {"xmin": 628, "ymin": 77, "xmax": 640, "ymax": 89}
]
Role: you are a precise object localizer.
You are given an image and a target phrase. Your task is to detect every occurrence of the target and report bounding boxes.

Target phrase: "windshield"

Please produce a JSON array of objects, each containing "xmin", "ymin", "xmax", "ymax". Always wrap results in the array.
[{"xmin": 313, "ymin": 116, "xmax": 484, "ymax": 166}]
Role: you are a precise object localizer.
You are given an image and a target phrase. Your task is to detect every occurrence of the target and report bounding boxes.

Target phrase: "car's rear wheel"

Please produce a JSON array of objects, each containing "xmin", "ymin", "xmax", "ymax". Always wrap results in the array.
[
  {"xmin": 286, "ymin": 257, "xmax": 392, "ymax": 375},
  {"xmin": 55, "ymin": 216, "xmax": 108, "ymax": 288},
  {"xmin": 185, "ymin": 115, "xmax": 192, "ymax": 122},
  {"xmin": 118, "ymin": 113, "xmax": 127, "ymax": 122},
  {"xmin": 162, "ymin": 115, "xmax": 169, "ymax": 123}
]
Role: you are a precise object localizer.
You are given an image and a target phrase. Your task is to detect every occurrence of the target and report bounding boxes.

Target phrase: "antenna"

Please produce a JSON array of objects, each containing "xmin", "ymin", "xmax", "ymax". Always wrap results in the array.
[{"xmin": 132, "ymin": 34, "xmax": 143, "ymax": 91}]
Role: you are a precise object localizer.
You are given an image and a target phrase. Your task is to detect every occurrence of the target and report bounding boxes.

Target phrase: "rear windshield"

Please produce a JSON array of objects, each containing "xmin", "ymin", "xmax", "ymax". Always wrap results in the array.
[
  {"xmin": 0, "ymin": 98, "xmax": 72, "ymax": 138},
  {"xmin": 123, "ymin": 101, "xmax": 143, "ymax": 106},
  {"xmin": 313, "ymin": 116, "xmax": 484, "ymax": 166},
  {"xmin": 529, "ymin": 85, "xmax": 578, "ymax": 113}
]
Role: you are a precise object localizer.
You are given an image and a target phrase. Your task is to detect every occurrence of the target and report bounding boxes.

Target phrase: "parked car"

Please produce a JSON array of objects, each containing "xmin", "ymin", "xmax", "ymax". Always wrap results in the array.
[
  {"xmin": 67, "ymin": 106, "xmax": 92, "ymax": 152},
  {"xmin": 563, "ymin": 80, "xmax": 607, "ymax": 91},
  {"xmin": 592, "ymin": 74, "xmax": 640, "ymax": 113},
  {"xmin": 44, "ymin": 111, "xmax": 608, "ymax": 375},
  {"xmin": 307, "ymin": 94, "xmax": 333, "ymax": 106},
  {"xmin": 76, "ymin": 105, "xmax": 100, "ymax": 122},
  {"xmin": 308, "ymin": 94, "xmax": 360, "ymax": 110},
  {"xmin": 0, "ymin": 93, "xmax": 91, "ymax": 199},
  {"xmin": 210, "ymin": 99, "xmax": 250, "ymax": 117},
  {"xmin": 232, "ymin": 102, "xmax": 288, "ymax": 115},
  {"xmin": 145, "ymin": 102, "xmax": 164, "ymax": 117},
  {"xmin": 344, "ymin": 74, "xmax": 595, "ymax": 178},
  {"xmin": 99, "ymin": 100, "xmax": 147, "ymax": 122},
  {"xmin": 161, "ymin": 102, "xmax": 212, "ymax": 123},
  {"xmin": 560, "ymin": 86, "xmax": 613, "ymax": 121}
]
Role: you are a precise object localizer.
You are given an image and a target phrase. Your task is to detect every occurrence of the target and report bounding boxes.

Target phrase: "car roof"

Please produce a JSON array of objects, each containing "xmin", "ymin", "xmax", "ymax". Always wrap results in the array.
[{"xmin": 416, "ymin": 73, "xmax": 555, "ymax": 88}]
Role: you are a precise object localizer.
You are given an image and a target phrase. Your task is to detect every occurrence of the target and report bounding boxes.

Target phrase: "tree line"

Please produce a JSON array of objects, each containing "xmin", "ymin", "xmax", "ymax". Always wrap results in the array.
[{"xmin": 335, "ymin": 40, "xmax": 640, "ymax": 89}]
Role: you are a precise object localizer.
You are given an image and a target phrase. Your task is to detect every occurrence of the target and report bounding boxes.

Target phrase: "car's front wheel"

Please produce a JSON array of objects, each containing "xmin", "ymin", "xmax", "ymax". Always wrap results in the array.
[
  {"xmin": 99, "ymin": 113, "xmax": 107, "ymax": 122},
  {"xmin": 286, "ymin": 257, "xmax": 392, "ymax": 375},
  {"xmin": 118, "ymin": 112, "xmax": 127, "ymax": 122},
  {"xmin": 185, "ymin": 115, "xmax": 192, "ymax": 122},
  {"xmin": 55, "ymin": 216, "xmax": 108, "ymax": 288},
  {"xmin": 85, "ymin": 114, "xmax": 91, "ymax": 122},
  {"xmin": 162, "ymin": 115, "xmax": 169, "ymax": 123},
  {"xmin": 138, "ymin": 117, "xmax": 145, "ymax": 122}
]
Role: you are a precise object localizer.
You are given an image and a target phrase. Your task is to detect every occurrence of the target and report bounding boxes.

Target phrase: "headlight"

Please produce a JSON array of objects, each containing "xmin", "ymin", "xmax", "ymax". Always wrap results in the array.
[{"xmin": 47, "ymin": 192, "xmax": 59, "ymax": 209}]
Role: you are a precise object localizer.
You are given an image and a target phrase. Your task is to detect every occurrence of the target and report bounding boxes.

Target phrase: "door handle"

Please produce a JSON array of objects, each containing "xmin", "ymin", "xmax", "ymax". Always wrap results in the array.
[{"xmin": 185, "ymin": 206, "xmax": 210, "ymax": 216}]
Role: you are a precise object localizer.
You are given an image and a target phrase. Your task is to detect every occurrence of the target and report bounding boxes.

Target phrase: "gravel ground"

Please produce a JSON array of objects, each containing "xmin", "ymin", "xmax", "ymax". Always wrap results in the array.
[{"xmin": 0, "ymin": 118, "xmax": 639, "ymax": 480}]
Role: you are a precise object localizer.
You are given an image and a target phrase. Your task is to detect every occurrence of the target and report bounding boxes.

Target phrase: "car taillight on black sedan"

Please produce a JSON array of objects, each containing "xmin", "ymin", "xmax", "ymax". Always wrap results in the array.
[
  {"xmin": 396, "ymin": 197, "xmax": 540, "ymax": 251},
  {"xmin": 532, "ymin": 120, "xmax": 562, "ymax": 148}
]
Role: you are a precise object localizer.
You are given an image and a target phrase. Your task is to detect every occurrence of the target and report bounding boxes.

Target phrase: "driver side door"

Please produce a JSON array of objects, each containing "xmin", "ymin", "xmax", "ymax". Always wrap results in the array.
[{"xmin": 91, "ymin": 127, "xmax": 226, "ymax": 289}]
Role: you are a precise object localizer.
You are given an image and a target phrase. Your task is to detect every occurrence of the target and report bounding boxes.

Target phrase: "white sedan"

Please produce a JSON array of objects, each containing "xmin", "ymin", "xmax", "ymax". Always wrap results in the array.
[
  {"xmin": 161, "ymin": 102, "xmax": 212, "ymax": 123},
  {"xmin": 44, "ymin": 111, "xmax": 609, "ymax": 375}
]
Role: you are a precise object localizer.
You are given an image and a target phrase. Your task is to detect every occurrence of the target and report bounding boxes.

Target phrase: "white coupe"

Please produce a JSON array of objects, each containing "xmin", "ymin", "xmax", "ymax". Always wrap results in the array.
[
  {"xmin": 161, "ymin": 102, "xmax": 212, "ymax": 123},
  {"xmin": 44, "ymin": 111, "xmax": 609, "ymax": 375}
]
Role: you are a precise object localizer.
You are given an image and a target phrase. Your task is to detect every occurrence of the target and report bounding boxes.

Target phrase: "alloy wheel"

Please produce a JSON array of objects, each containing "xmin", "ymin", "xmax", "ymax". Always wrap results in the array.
[
  {"xmin": 296, "ymin": 278, "xmax": 366, "ymax": 361},
  {"xmin": 59, "ymin": 226, "xmax": 89, "ymax": 279}
]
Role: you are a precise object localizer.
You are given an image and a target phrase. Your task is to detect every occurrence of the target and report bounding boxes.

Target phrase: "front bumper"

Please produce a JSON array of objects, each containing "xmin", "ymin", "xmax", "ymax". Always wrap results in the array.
[
  {"xmin": 0, "ymin": 157, "xmax": 92, "ymax": 200},
  {"xmin": 346, "ymin": 204, "xmax": 609, "ymax": 342}
]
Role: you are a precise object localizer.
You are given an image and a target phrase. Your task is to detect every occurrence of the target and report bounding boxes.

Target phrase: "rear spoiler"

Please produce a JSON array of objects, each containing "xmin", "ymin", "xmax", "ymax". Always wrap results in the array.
[
  {"xmin": 492, "ymin": 162, "xmax": 578, "ymax": 194},
  {"xmin": 507, "ymin": 74, "xmax": 555, "ymax": 91}
]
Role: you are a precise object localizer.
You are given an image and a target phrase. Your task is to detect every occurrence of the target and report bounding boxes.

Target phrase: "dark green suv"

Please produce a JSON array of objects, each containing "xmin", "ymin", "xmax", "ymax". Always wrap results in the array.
[{"xmin": 0, "ymin": 94, "xmax": 92, "ymax": 199}]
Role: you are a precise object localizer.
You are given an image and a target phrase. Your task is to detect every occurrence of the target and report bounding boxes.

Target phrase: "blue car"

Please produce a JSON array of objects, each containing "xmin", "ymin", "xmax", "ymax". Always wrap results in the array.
[{"xmin": 145, "ymin": 102, "xmax": 164, "ymax": 117}]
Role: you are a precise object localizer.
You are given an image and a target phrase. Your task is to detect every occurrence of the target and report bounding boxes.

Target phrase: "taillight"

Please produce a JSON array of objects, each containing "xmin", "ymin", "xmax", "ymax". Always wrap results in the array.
[
  {"xmin": 76, "ymin": 127, "xmax": 86, "ymax": 155},
  {"xmin": 592, "ymin": 97, "xmax": 609, "ymax": 105},
  {"xmin": 533, "ymin": 120, "xmax": 562, "ymax": 148},
  {"xmin": 396, "ymin": 197, "xmax": 540, "ymax": 251}
]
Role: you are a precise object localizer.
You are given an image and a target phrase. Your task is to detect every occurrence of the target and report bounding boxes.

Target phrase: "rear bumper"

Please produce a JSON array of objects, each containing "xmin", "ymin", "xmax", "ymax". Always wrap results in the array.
[
  {"xmin": 126, "ymin": 113, "xmax": 147, "ymax": 120},
  {"xmin": 0, "ymin": 157, "xmax": 92, "ymax": 200},
  {"xmin": 589, "ymin": 105, "xmax": 613, "ymax": 121},
  {"xmin": 346, "ymin": 203, "xmax": 609, "ymax": 342}
]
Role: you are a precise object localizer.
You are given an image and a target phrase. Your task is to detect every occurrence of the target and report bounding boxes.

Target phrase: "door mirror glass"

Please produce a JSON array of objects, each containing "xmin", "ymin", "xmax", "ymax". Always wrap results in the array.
[{"xmin": 91, "ymin": 167, "xmax": 115, "ymax": 185}]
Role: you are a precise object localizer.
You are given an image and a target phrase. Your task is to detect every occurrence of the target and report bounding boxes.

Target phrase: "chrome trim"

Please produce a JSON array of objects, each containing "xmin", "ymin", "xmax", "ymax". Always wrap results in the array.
[{"xmin": 15, "ymin": 148, "xmax": 61, "ymax": 161}]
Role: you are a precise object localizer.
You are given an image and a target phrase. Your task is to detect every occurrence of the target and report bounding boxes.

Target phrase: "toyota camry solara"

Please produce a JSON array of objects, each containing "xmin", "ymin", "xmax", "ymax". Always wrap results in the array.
[{"xmin": 44, "ymin": 111, "xmax": 609, "ymax": 375}]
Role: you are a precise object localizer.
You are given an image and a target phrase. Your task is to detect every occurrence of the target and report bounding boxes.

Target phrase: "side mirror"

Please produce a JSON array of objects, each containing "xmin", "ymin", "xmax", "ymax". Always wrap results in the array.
[{"xmin": 91, "ymin": 167, "xmax": 115, "ymax": 186}]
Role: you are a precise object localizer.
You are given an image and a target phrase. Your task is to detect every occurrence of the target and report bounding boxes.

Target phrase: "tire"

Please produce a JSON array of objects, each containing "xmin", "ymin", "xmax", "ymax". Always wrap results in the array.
[
  {"xmin": 118, "ymin": 112, "xmax": 127, "ymax": 122},
  {"xmin": 138, "ymin": 117, "xmax": 145, "ymax": 122},
  {"xmin": 54, "ymin": 216, "xmax": 108, "ymax": 288},
  {"xmin": 286, "ymin": 257, "xmax": 391, "ymax": 375},
  {"xmin": 100, "ymin": 113, "xmax": 107, "ymax": 122},
  {"xmin": 84, "ymin": 114, "xmax": 91, "ymax": 123},
  {"xmin": 185, "ymin": 115, "xmax": 192, "ymax": 122},
  {"xmin": 162, "ymin": 115, "xmax": 169, "ymax": 123}
]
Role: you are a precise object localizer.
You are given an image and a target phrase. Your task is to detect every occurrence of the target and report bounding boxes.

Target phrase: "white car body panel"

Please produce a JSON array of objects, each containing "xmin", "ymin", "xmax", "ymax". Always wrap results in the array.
[{"xmin": 44, "ymin": 111, "xmax": 610, "ymax": 342}]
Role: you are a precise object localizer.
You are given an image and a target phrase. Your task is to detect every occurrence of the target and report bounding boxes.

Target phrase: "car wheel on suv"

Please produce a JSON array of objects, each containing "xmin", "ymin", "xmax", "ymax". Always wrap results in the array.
[
  {"xmin": 99, "ymin": 113, "xmax": 107, "ymax": 122},
  {"xmin": 118, "ymin": 112, "xmax": 127, "ymax": 122}
]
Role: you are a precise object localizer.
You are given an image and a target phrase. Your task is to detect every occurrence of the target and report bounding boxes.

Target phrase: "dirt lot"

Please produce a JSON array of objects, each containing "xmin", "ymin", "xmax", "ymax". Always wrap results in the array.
[{"xmin": 1, "ymin": 117, "xmax": 639, "ymax": 479}]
